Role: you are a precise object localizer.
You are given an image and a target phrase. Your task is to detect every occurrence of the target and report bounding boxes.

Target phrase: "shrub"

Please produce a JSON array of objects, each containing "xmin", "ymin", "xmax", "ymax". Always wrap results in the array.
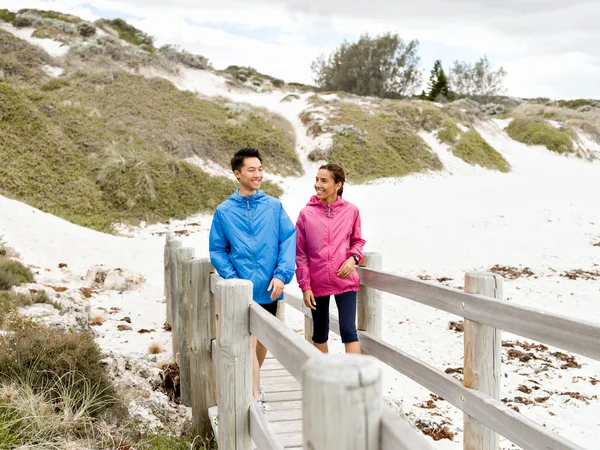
[
  {"xmin": 0, "ymin": 290, "xmax": 52, "ymax": 328},
  {"xmin": 19, "ymin": 9, "xmax": 82, "ymax": 24},
  {"xmin": 0, "ymin": 29, "xmax": 51, "ymax": 82},
  {"xmin": 157, "ymin": 45, "xmax": 209, "ymax": 70},
  {"xmin": 41, "ymin": 77, "xmax": 69, "ymax": 91},
  {"xmin": 77, "ymin": 22, "xmax": 96, "ymax": 37},
  {"xmin": 506, "ymin": 117, "xmax": 574, "ymax": 154},
  {"xmin": 97, "ymin": 18, "xmax": 154, "ymax": 48},
  {"xmin": 0, "ymin": 258, "xmax": 34, "ymax": 290},
  {"xmin": 0, "ymin": 9, "xmax": 16, "ymax": 23},
  {"xmin": 452, "ymin": 129, "xmax": 510, "ymax": 172},
  {"xmin": 0, "ymin": 322, "xmax": 115, "ymax": 413}
]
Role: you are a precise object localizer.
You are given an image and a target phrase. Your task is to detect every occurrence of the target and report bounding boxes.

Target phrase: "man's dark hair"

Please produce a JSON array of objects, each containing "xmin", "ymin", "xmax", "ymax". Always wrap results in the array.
[{"xmin": 231, "ymin": 148, "xmax": 262, "ymax": 172}]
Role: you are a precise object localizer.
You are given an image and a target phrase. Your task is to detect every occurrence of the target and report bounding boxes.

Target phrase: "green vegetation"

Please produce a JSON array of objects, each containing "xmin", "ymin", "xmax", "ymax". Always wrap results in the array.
[
  {"xmin": 0, "ymin": 29, "xmax": 51, "ymax": 83},
  {"xmin": 0, "ymin": 9, "xmax": 16, "ymax": 23},
  {"xmin": 314, "ymin": 102, "xmax": 443, "ymax": 182},
  {"xmin": 0, "ymin": 290, "xmax": 55, "ymax": 328},
  {"xmin": 31, "ymin": 24, "xmax": 72, "ymax": 43},
  {"xmin": 97, "ymin": 18, "xmax": 153, "ymax": 48},
  {"xmin": 506, "ymin": 117, "xmax": 574, "ymax": 154},
  {"xmin": 19, "ymin": 8, "xmax": 82, "ymax": 24},
  {"xmin": 453, "ymin": 130, "xmax": 510, "ymax": 172},
  {"xmin": 0, "ymin": 258, "xmax": 34, "ymax": 290},
  {"xmin": 306, "ymin": 96, "xmax": 506, "ymax": 180},
  {"xmin": 0, "ymin": 67, "xmax": 294, "ymax": 231}
]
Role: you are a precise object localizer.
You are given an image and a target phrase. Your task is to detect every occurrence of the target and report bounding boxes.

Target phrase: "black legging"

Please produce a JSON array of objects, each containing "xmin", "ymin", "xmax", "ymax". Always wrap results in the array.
[{"xmin": 311, "ymin": 291, "xmax": 359, "ymax": 344}]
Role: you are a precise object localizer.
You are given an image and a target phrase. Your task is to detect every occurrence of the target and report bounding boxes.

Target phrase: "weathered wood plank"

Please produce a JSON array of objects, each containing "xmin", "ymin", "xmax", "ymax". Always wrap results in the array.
[
  {"xmin": 359, "ymin": 331, "xmax": 585, "ymax": 450},
  {"xmin": 189, "ymin": 258, "xmax": 216, "ymax": 437},
  {"xmin": 173, "ymin": 247, "xmax": 194, "ymax": 367},
  {"xmin": 177, "ymin": 248, "xmax": 195, "ymax": 406},
  {"xmin": 381, "ymin": 405, "xmax": 436, "ymax": 450},
  {"xmin": 249, "ymin": 303, "xmax": 321, "ymax": 382},
  {"xmin": 464, "ymin": 272, "xmax": 503, "ymax": 450},
  {"xmin": 261, "ymin": 382, "xmax": 302, "ymax": 393},
  {"xmin": 276, "ymin": 432, "xmax": 303, "ymax": 448},
  {"xmin": 357, "ymin": 253, "xmax": 382, "ymax": 339},
  {"xmin": 266, "ymin": 408, "xmax": 302, "ymax": 422},
  {"xmin": 260, "ymin": 369, "xmax": 290, "ymax": 378},
  {"xmin": 215, "ymin": 279, "xmax": 253, "ymax": 450},
  {"xmin": 357, "ymin": 267, "xmax": 600, "ymax": 360},
  {"xmin": 264, "ymin": 400, "xmax": 302, "ymax": 411},
  {"xmin": 303, "ymin": 354, "xmax": 381, "ymax": 450},
  {"xmin": 164, "ymin": 234, "xmax": 181, "ymax": 328},
  {"xmin": 249, "ymin": 402, "xmax": 284, "ymax": 450},
  {"xmin": 269, "ymin": 420, "xmax": 303, "ymax": 434},
  {"xmin": 261, "ymin": 376, "xmax": 296, "ymax": 385},
  {"xmin": 264, "ymin": 390, "xmax": 303, "ymax": 403}
]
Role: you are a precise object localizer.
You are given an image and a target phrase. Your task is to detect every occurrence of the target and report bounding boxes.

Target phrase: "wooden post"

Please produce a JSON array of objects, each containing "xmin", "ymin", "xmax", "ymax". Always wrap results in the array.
[
  {"xmin": 276, "ymin": 298, "xmax": 286, "ymax": 323},
  {"xmin": 177, "ymin": 250, "xmax": 196, "ymax": 407},
  {"xmin": 189, "ymin": 258, "xmax": 216, "ymax": 437},
  {"xmin": 215, "ymin": 279, "xmax": 253, "ymax": 450},
  {"xmin": 171, "ymin": 247, "xmax": 195, "ymax": 365},
  {"xmin": 303, "ymin": 354, "xmax": 382, "ymax": 450},
  {"xmin": 463, "ymin": 272, "xmax": 504, "ymax": 450},
  {"xmin": 164, "ymin": 236, "xmax": 182, "ymax": 328},
  {"xmin": 304, "ymin": 313, "xmax": 313, "ymax": 343},
  {"xmin": 358, "ymin": 253, "xmax": 383, "ymax": 339}
]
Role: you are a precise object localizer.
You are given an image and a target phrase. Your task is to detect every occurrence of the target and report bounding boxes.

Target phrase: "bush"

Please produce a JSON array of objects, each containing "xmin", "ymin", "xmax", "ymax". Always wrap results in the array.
[
  {"xmin": 0, "ymin": 258, "xmax": 34, "ymax": 290},
  {"xmin": 0, "ymin": 29, "xmax": 51, "ymax": 82},
  {"xmin": 452, "ymin": 129, "xmax": 510, "ymax": 172},
  {"xmin": 506, "ymin": 117, "xmax": 574, "ymax": 154},
  {"xmin": 97, "ymin": 18, "xmax": 154, "ymax": 48},
  {"xmin": 157, "ymin": 45, "xmax": 209, "ymax": 70},
  {"xmin": 41, "ymin": 77, "xmax": 70, "ymax": 91},
  {"xmin": 77, "ymin": 22, "xmax": 96, "ymax": 37},
  {"xmin": 0, "ymin": 290, "xmax": 52, "ymax": 328},
  {"xmin": 0, "ymin": 322, "xmax": 115, "ymax": 413},
  {"xmin": 0, "ymin": 9, "xmax": 16, "ymax": 23}
]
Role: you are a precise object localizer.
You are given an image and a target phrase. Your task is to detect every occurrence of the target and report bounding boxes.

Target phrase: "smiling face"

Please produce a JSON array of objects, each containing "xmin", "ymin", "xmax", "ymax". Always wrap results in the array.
[
  {"xmin": 314, "ymin": 168, "xmax": 342, "ymax": 204},
  {"xmin": 234, "ymin": 157, "xmax": 263, "ymax": 194}
]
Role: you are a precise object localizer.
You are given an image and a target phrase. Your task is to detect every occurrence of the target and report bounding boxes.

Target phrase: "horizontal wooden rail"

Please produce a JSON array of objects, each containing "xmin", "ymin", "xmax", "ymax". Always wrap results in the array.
[
  {"xmin": 381, "ymin": 405, "xmax": 437, "ymax": 450},
  {"xmin": 249, "ymin": 401, "xmax": 285, "ymax": 450},
  {"xmin": 359, "ymin": 331, "xmax": 583, "ymax": 450},
  {"xmin": 358, "ymin": 268, "xmax": 600, "ymax": 361},
  {"xmin": 285, "ymin": 292, "xmax": 584, "ymax": 450},
  {"xmin": 249, "ymin": 302, "xmax": 322, "ymax": 382}
]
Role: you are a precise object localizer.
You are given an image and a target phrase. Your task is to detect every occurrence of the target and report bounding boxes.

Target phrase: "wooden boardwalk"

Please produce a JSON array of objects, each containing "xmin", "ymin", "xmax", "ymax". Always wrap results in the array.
[{"xmin": 261, "ymin": 354, "xmax": 303, "ymax": 449}]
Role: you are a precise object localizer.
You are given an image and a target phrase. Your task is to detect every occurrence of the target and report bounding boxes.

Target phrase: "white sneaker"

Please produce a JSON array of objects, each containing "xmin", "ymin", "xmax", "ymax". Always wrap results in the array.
[{"xmin": 259, "ymin": 385, "xmax": 266, "ymax": 403}]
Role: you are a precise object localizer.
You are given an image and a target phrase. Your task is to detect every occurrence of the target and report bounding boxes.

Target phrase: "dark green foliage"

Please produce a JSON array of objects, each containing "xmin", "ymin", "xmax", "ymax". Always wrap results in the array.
[
  {"xmin": 427, "ymin": 60, "xmax": 449, "ymax": 101},
  {"xmin": 311, "ymin": 32, "xmax": 422, "ymax": 97},
  {"xmin": 506, "ymin": 117, "xmax": 575, "ymax": 154},
  {"xmin": 0, "ymin": 258, "xmax": 34, "ymax": 290}
]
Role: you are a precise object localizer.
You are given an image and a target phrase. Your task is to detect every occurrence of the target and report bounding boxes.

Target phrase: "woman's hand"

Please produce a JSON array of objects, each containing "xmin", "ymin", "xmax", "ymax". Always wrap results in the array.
[
  {"xmin": 337, "ymin": 257, "xmax": 356, "ymax": 278},
  {"xmin": 303, "ymin": 290, "xmax": 317, "ymax": 310}
]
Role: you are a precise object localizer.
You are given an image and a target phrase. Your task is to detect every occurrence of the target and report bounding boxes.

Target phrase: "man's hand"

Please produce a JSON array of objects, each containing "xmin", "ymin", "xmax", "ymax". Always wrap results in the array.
[
  {"xmin": 303, "ymin": 290, "xmax": 317, "ymax": 310},
  {"xmin": 268, "ymin": 278, "xmax": 285, "ymax": 300},
  {"xmin": 337, "ymin": 257, "xmax": 356, "ymax": 278}
]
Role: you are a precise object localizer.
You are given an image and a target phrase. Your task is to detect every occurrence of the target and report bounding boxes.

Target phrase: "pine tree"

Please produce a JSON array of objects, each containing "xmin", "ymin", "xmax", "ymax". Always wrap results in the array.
[{"xmin": 426, "ymin": 60, "xmax": 449, "ymax": 101}]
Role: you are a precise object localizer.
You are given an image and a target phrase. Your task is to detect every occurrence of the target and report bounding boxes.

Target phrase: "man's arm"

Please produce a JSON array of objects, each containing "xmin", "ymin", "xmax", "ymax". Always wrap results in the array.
[
  {"xmin": 273, "ymin": 203, "xmax": 296, "ymax": 284},
  {"xmin": 209, "ymin": 210, "xmax": 238, "ymax": 279}
]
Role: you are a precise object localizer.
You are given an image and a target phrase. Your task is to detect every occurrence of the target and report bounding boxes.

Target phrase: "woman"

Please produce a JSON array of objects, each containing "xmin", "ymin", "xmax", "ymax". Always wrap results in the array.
[{"xmin": 295, "ymin": 163, "xmax": 366, "ymax": 354}]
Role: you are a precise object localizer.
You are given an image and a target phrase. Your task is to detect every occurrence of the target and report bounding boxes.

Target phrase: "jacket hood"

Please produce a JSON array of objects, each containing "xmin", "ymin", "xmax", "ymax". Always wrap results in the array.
[
  {"xmin": 306, "ymin": 195, "xmax": 346, "ymax": 207},
  {"xmin": 229, "ymin": 189, "xmax": 267, "ymax": 203}
]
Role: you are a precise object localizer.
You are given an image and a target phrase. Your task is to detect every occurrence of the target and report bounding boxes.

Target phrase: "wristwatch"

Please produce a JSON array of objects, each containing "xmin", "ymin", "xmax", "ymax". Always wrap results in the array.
[{"xmin": 351, "ymin": 254, "xmax": 359, "ymax": 264}]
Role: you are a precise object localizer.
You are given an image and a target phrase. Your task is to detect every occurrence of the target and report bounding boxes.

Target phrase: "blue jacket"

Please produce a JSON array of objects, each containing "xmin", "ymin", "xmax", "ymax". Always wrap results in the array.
[{"xmin": 209, "ymin": 189, "xmax": 296, "ymax": 304}]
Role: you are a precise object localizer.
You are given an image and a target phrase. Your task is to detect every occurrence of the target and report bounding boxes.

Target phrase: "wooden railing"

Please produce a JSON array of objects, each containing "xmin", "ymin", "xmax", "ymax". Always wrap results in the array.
[{"xmin": 164, "ymin": 234, "xmax": 599, "ymax": 450}]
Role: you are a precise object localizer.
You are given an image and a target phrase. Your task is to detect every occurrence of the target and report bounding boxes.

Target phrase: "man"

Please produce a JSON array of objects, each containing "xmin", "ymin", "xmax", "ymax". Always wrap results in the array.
[{"xmin": 209, "ymin": 148, "xmax": 296, "ymax": 408}]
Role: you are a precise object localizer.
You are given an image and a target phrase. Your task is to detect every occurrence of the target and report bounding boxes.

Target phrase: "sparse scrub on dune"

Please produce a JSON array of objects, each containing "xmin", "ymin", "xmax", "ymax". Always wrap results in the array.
[
  {"xmin": 0, "ymin": 9, "xmax": 16, "ymax": 23},
  {"xmin": 69, "ymin": 34, "xmax": 154, "ymax": 68},
  {"xmin": 452, "ymin": 129, "xmax": 510, "ymax": 172},
  {"xmin": 506, "ymin": 117, "xmax": 575, "ymax": 154},
  {"xmin": 157, "ymin": 44, "xmax": 210, "ymax": 70},
  {"xmin": 305, "ymin": 95, "xmax": 506, "ymax": 180},
  {"xmin": 0, "ymin": 258, "xmax": 34, "ymax": 290},
  {"xmin": 0, "ymin": 29, "xmax": 52, "ymax": 82},
  {"xmin": 0, "ymin": 69, "xmax": 292, "ymax": 232},
  {"xmin": 0, "ymin": 290, "xmax": 53, "ymax": 328},
  {"xmin": 148, "ymin": 342, "xmax": 164, "ymax": 354},
  {"xmin": 96, "ymin": 18, "xmax": 154, "ymax": 49}
]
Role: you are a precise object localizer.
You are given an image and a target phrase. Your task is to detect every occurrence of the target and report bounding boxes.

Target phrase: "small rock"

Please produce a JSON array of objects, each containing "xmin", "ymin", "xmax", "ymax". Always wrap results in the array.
[{"xmin": 117, "ymin": 324, "xmax": 133, "ymax": 331}]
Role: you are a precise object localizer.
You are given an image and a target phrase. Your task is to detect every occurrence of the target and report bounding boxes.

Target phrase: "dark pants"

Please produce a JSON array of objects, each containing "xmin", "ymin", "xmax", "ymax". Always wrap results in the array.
[
  {"xmin": 311, "ymin": 291, "xmax": 359, "ymax": 344},
  {"xmin": 259, "ymin": 300, "xmax": 279, "ymax": 316}
]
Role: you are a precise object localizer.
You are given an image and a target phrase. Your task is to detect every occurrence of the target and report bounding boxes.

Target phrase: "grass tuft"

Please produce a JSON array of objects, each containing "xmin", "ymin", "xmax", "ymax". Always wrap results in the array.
[
  {"xmin": 0, "ymin": 258, "xmax": 34, "ymax": 290},
  {"xmin": 452, "ymin": 129, "xmax": 510, "ymax": 172}
]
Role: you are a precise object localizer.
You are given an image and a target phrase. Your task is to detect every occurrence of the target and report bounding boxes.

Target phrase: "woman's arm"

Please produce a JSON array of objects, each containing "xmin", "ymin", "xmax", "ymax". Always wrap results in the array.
[{"xmin": 295, "ymin": 212, "xmax": 312, "ymax": 292}]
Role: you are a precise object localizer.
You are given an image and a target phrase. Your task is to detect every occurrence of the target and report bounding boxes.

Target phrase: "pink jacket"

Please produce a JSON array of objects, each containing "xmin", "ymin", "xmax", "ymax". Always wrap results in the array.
[{"xmin": 295, "ymin": 196, "xmax": 366, "ymax": 297}]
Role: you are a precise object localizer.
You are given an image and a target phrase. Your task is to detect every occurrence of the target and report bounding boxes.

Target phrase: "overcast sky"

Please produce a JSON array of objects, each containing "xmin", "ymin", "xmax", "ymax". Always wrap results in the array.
[{"xmin": 3, "ymin": 0, "xmax": 599, "ymax": 99}]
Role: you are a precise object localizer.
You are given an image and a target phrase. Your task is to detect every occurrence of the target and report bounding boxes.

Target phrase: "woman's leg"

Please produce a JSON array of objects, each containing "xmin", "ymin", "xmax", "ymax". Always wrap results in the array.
[
  {"xmin": 335, "ymin": 291, "xmax": 361, "ymax": 354},
  {"xmin": 311, "ymin": 295, "xmax": 331, "ymax": 353}
]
